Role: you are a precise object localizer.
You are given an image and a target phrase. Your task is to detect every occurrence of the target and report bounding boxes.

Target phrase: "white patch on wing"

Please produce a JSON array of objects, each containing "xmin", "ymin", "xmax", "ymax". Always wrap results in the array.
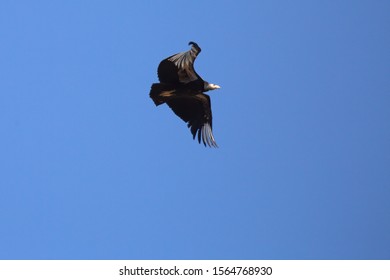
[
  {"xmin": 201, "ymin": 123, "xmax": 218, "ymax": 147},
  {"xmin": 168, "ymin": 45, "xmax": 199, "ymax": 83}
]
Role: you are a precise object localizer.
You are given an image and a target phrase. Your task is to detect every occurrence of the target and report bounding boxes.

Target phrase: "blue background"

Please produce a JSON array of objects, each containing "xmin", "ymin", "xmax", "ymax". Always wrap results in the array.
[{"xmin": 1, "ymin": 0, "xmax": 389, "ymax": 259}]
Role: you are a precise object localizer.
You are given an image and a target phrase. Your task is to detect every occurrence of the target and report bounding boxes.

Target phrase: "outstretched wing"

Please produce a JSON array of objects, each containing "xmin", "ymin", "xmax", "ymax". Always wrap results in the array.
[
  {"xmin": 166, "ymin": 93, "xmax": 217, "ymax": 147},
  {"xmin": 158, "ymin": 42, "xmax": 202, "ymax": 85}
]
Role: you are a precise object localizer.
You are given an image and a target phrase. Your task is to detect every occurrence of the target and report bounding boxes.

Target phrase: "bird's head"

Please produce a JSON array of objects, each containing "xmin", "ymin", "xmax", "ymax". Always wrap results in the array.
[{"xmin": 204, "ymin": 82, "xmax": 221, "ymax": 92}]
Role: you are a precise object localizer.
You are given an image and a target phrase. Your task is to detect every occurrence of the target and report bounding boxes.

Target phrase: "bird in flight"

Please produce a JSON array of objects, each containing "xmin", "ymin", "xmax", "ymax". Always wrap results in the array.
[{"xmin": 149, "ymin": 42, "xmax": 220, "ymax": 147}]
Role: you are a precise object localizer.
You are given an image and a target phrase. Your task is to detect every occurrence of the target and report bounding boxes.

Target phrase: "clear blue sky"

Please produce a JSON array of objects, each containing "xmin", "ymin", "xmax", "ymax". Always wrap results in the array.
[{"xmin": 0, "ymin": 0, "xmax": 389, "ymax": 259}]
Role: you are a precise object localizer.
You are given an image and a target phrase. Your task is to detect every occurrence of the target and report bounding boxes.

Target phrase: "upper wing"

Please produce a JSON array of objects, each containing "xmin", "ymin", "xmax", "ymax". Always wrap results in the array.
[
  {"xmin": 166, "ymin": 93, "xmax": 217, "ymax": 147},
  {"xmin": 158, "ymin": 42, "xmax": 202, "ymax": 85}
]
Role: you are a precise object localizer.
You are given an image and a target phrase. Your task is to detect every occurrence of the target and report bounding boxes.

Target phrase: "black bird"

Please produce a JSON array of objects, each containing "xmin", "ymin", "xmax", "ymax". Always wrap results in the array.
[{"xmin": 149, "ymin": 42, "xmax": 220, "ymax": 147}]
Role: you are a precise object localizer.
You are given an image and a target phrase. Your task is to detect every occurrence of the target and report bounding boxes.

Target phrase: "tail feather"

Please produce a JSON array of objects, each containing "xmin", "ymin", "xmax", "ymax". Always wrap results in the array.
[{"xmin": 149, "ymin": 83, "xmax": 175, "ymax": 106}]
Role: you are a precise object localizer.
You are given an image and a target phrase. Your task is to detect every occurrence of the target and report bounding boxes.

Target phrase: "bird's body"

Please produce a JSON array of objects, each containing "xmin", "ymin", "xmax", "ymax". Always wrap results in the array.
[{"xmin": 149, "ymin": 42, "xmax": 220, "ymax": 147}]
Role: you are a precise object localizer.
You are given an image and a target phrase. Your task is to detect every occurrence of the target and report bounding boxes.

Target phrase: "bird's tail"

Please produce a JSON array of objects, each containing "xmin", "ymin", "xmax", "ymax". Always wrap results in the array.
[{"xmin": 149, "ymin": 83, "xmax": 176, "ymax": 106}]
